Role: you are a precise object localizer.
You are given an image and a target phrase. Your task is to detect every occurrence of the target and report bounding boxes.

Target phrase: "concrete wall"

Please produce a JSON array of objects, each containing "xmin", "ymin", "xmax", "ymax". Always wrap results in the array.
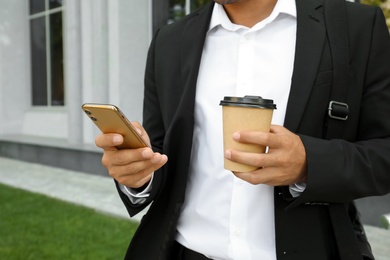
[{"xmin": 0, "ymin": 1, "xmax": 31, "ymax": 135}]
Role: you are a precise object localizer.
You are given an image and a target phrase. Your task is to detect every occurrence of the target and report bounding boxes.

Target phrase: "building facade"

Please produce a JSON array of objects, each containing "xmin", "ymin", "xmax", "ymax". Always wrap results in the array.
[{"xmin": 0, "ymin": 0, "xmax": 154, "ymax": 174}]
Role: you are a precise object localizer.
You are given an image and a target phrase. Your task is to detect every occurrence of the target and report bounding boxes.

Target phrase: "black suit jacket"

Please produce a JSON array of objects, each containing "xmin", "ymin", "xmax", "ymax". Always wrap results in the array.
[{"xmin": 118, "ymin": 0, "xmax": 390, "ymax": 259}]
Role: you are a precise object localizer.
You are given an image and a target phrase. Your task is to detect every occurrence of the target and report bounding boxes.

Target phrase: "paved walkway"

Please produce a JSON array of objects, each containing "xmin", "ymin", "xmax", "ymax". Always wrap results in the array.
[
  {"xmin": 0, "ymin": 157, "xmax": 389, "ymax": 259},
  {"xmin": 0, "ymin": 156, "xmax": 146, "ymax": 222}
]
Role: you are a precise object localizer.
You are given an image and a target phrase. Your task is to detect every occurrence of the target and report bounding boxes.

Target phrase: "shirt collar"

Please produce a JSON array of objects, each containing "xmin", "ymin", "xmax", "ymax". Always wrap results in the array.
[{"xmin": 209, "ymin": 0, "xmax": 296, "ymax": 32}]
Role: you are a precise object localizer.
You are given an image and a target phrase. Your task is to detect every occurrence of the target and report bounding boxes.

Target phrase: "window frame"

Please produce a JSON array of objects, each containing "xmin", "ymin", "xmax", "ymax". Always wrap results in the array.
[{"xmin": 29, "ymin": 0, "xmax": 65, "ymax": 107}]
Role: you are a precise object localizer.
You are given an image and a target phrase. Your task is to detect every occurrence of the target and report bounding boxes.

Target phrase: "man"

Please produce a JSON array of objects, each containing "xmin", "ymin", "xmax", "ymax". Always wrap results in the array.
[{"xmin": 95, "ymin": 0, "xmax": 390, "ymax": 259}]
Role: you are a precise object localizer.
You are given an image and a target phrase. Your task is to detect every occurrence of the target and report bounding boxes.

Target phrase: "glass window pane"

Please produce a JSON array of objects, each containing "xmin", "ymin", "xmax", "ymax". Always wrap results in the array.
[
  {"xmin": 50, "ymin": 12, "xmax": 64, "ymax": 106},
  {"xmin": 49, "ymin": 0, "xmax": 63, "ymax": 9},
  {"xmin": 30, "ymin": 17, "xmax": 48, "ymax": 106},
  {"xmin": 191, "ymin": 0, "xmax": 209, "ymax": 11},
  {"xmin": 169, "ymin": 0, "xmax": 185, "ymax": 23},
  {"xmin": 167, "ymin": 0, "xmax": 209, "ymax": 23},
  {"xmin": 30, "ymin": 0, "xmax": 45, "ymax": 15}
]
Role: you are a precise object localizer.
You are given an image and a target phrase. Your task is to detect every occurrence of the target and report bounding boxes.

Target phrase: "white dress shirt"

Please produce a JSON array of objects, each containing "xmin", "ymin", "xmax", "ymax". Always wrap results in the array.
[{"xmin": 175, "ymin": 1, "xmax": 297, "ymax": 260}]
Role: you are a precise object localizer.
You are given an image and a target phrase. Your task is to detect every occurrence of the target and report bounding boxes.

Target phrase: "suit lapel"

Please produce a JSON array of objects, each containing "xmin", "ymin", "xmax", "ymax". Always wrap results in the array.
[
  {"xmin": 180, "ymin": 3, "xmax": 214, "ymax": 94},
  {"xmin": 168, "ymin": 3, "xmax": 213, "ymax": 132},
  {"xmin": 275, "ymin": 0, "xmax": 326, "ymax": 255},
  {"xmin": 164, "ymin": 4, "xmax": 214, "ymax": 200},
  {"xmin": 284, "ymin": 0, "xmax": 326, "ymax": 132}
]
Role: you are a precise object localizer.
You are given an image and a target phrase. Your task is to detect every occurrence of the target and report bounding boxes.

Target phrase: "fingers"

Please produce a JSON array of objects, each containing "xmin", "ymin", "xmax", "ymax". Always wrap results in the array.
[
  {"xmin": 95, "ymin": 122, "xmax": 152, "ymax": 150},
  {"xmin": 110, "ymin": 153, "xmax": 168, "ymax": 188},
  {"xmin": 232, "ymin": 125, "xmax": 298, "ymax": 149},
  {"xmin": 233, "ymin": 167, "xmax": 300, "ymax": 186},
  {"xmin": 131, "ymin": 121, "xmax": 151, "ymax": 146},
  {"xmin": 94, "ymin": 124, "xmax": 167, "ymax": 189},
  {"xmin": 225, "ymin": 125, "xmax": 307, "ymax": 186},
  {"xmin": 269, "ymin": 124, "xmax": 286, "ymax": 134},
  {"xmin": 225, "ymin": 148, "xmax": 270, "ymax": 169},
  {"xmin": 101, "ymin": 148, "xmax": 168, "ymax": 188},
  {"xmin": 233, "ymin": 130, "xmax": 278, "ymax": 149},
  {"xmin": 95, "ymin": 133, "xmax": 124, "ymax": 150}
]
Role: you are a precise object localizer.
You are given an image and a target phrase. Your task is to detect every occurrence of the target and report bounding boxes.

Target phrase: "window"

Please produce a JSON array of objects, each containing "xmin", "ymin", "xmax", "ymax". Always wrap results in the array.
[
  {"xmin": 29, "ymin": 0, "xmax": 64, "ymax": 106},
  {"xmin": 168, "ymin": 0, "xmax": 209, "ymax": 23},
  {"xmin": 152, "ymin": 0, "xmax": 209, "ymax": 33}
]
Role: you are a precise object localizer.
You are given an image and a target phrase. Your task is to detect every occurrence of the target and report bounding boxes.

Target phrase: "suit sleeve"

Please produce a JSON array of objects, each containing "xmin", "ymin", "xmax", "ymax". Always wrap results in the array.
[{"xmin": 292, "ymin": 6, "xmax": 390, "ymax": 206}]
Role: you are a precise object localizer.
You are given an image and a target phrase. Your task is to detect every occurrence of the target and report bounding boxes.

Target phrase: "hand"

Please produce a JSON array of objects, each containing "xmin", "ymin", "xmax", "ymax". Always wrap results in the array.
[
  {"xmin": 224, "ymin": 125, "xmax": 307, "ymax": 186},
  {"xmin": 95, "ymin": 122, "xmax": 168, "ymax": 188}
]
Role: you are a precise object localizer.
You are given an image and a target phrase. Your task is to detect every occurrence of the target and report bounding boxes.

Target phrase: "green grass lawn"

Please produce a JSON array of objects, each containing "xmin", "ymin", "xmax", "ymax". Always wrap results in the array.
[{"xmin": 0, "ymin": 183, "xmax": 138, "ymax": 259}]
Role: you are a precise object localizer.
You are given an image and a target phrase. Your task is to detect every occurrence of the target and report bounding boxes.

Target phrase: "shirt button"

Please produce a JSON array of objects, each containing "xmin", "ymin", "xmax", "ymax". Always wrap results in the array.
[{"xmin": 235, "ymin": 230, "xmax": 241, "ymax": 236}]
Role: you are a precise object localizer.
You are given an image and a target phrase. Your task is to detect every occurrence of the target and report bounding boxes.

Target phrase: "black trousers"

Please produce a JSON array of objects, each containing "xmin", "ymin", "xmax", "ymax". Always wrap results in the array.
[{"xmin": 172, "ymin": 241, "xmax": 212, "ymax": 260}]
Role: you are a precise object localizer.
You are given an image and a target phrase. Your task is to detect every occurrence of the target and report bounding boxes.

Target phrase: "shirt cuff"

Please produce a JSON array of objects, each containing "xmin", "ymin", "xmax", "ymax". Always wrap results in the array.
[
  {"xmin": 289, "ymin": 182, "xmax": 306, "ymax": 198},
  {"xmin": 119, "ymin": 173, "xmax": 154, "ymax": 204}
]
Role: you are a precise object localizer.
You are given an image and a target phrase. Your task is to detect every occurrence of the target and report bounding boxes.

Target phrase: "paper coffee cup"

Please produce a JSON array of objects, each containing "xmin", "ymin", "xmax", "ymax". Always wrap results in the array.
[{"xmin": 220, "ymin": 96, "xmax": 276, "ymax": 172}]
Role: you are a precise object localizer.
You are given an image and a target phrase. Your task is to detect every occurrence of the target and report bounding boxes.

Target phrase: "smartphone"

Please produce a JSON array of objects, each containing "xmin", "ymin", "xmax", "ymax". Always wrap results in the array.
[{"xmin": 81, "ymin": 103, "xmax": 149, "ymax": 149}]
